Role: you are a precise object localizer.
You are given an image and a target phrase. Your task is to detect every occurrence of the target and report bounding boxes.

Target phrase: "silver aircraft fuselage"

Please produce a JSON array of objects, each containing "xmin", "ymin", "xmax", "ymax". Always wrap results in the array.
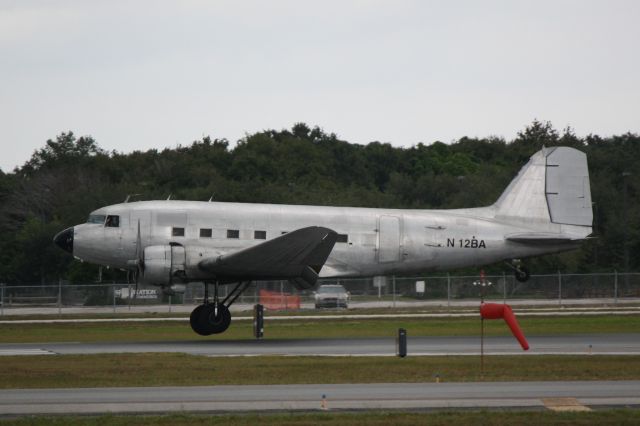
[
  {"xmin": 69, "ymin": 200, "xmax": 580, "ymax": 279},
  {"xmin": 55, "ymin": 146, "xmax": 594, "ymax": 284},
  {"xmin": 52, "ymin": 146, "xmax": 594, "ymax": 336}
]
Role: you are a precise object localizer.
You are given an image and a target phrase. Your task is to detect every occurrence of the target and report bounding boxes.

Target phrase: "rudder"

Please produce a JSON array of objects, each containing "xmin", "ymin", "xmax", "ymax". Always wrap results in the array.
[
  {"xmin": 545, "ymin": 147, "xmax": 592, "ymax": 226},
  {"xmin": 494, "ymin": 147, "xmax": 593, "ymax": 227}
]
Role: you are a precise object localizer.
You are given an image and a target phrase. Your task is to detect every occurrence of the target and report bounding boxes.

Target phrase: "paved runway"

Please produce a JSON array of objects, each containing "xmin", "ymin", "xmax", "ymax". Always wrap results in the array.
[
  {"xmin": 1, "ymin": 381, "xmax": 638, "ymax": 414},
  {"xmin": 1, "ymin": 333, "xmax": 639, "ymax": 356}
]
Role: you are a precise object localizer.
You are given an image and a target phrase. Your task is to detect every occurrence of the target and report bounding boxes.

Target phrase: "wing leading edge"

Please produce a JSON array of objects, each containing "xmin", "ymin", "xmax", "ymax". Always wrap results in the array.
[{"xmin": 198, "ymin": 226, "xmax": 338, "ymax": 289}]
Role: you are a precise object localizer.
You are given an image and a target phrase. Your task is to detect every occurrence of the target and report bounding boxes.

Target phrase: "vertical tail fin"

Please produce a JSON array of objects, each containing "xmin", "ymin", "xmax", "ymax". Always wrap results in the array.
[{"xmin": 494, "ymin": 147, "xmax": 593, "ymax": 228}]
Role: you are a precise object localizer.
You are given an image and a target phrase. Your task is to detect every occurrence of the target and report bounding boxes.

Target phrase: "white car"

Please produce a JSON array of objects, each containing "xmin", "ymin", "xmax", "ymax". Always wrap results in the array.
[{"xmin": 314, "ymin": 284, "xmax": 350, "ymax": 309}]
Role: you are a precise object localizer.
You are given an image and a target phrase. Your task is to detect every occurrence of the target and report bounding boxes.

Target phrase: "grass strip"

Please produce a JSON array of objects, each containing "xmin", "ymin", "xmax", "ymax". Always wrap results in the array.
[
  {"xmin": 0, "ymin": 315, "xmax": 638, "ymax": 343},
  {"xmin": 0, "ymin": 354, "xmax": 639, "ymax": 389},
  {"xmin": 2, "ymin": 410, "xmax": 640, "ymax": 426}
]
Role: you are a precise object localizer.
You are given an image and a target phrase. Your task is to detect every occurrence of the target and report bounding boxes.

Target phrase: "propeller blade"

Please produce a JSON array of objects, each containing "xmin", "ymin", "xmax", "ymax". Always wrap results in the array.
[
  {"xmin": 135, "ymin": 220, "xmax": 142, "ymax": 261},
  {"xmin": 132, "ymin": 219, "xmax": 144, "ymax": 307},
  {"xmin": 133, "ymin": 274, "xmax": 139, "ymax": 305}
]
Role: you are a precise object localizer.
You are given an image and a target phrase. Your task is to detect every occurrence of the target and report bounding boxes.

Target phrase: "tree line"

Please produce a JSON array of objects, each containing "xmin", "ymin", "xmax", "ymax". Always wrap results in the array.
[{"xmin": 0, "ymin": 120, "xmax": 637, "ymax": 284}]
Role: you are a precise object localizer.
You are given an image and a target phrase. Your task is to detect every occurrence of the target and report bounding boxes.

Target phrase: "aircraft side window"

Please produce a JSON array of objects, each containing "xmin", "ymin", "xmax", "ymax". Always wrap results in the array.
[
  {"xmin": 200, "ymin": 228, "xmax": 212, "ymax": 238},
  {"xmin": 105, "ymin": 215, "xmax": 120, "ymax": 228},
  {"xmin": 336, "ymin": 234, "xmax": 348, "ymax": 243},
  {"xmin": 254, "ymin": 230, "xmax": 266, "ymax": 240},
  {"xmin": 87, "ymin": 214, "xmax": 106, "ymax": 224},
  {"xmin": 172, "ymin": 227, "xmax": 185, "ymax": 237},
  {"xmin": 227, "ymin": 229, "xmax": 239, "ymax": 239}
]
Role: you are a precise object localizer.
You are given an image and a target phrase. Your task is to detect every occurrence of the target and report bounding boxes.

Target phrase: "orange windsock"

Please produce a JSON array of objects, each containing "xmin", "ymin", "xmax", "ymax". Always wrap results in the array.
[
  {"xmin": 480, "ymin": 303, "xmax": 529, "ymax": 351},
  {"xmin": 479, "ymin": 302, "xmax": 504, "ymax": 319}
]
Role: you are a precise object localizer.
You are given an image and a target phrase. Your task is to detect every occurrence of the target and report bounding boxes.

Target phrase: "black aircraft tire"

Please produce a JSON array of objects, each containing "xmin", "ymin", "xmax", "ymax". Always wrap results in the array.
[
  {"xmin": 190, "ymin": 305, "xmax": 212, "ymax": 336},
  {"xmin": 515, "ymin": 266, "xmax": 530, "ymax": 283},
  {"xmin": 190, "ymin": 304, "xmax": 231, "ymax": 335},
  {"xmin": 201, "ymin": 304, "xmax": 231, "ymax": 335}
]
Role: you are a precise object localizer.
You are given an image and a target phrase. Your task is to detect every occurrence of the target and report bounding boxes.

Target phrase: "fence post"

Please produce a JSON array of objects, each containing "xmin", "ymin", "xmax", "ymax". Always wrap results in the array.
[
  {"xmin": 58, "ymin": 278, "xmax": 62, "ymax": 315},
  {"xmin": 557, "ymin": 270, "xmax": 562, "ymax": 306},
  {"xmin": 1, "ymin": 283, "xmax": 4, "ymax": 317},
  {"xmin": 169, "ymin": 295, "xmax": 172, "ymax": 313},
  {"xmin": 614, "ymin": 270, "xmax": 618, "ymax": 305},
  {"xmin": 447, "ymin": 273, "xmax": 451, "ymax": 308},
  {"xmin": 392, "ymin": 275, "xmax": 396, "ymax": 308},
  {"xmin": 113, "ymin": 284, "xmax": 116, "ymax": 313},
  {"xmin": 280, "ymin": 280, "xmax": 284, "ymax": 310},
  {"xmin": 503, "ymin": 272, "xmax": 507, "ymax": 304}
]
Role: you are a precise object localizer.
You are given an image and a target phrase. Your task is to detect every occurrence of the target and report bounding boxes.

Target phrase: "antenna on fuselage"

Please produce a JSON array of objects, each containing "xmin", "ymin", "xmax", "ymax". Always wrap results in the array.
[
  {"xmin": 167, "ymin": 194, "xmax": 172, "ymax": 201},
  {"xmin": 208, "ymin": 194, "xmax": 215, "ymax": 202},
  {"xmin": 124, "ymin": 194, "xmax": 141, "ymax": 203}
]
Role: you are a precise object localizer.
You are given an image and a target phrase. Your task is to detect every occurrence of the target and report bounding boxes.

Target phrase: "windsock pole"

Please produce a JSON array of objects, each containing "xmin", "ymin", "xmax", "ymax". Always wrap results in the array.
[
  {"xmin": 481, "ymin": 309, "xmax": 484, "ymax": 374},
  {"xmin": 473, "ymin": 269, "xmax": 491, "ymax": 375},
  {"xmin": 475, "ymin": 270, "xmax": 530, "ymax": 375}
]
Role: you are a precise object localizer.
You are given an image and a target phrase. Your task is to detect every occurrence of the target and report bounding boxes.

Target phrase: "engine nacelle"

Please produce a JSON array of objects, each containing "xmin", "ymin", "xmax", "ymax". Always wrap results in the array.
[{"xmin": 141, "ymin": 244, "xmax": 186, "ymax": 286}]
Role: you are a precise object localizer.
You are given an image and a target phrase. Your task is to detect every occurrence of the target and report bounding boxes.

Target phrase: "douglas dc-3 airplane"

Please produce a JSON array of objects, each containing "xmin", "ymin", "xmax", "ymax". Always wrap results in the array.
[{"xmin": 54, "ymin": 147, "xmax": 592, "ymax": 336}]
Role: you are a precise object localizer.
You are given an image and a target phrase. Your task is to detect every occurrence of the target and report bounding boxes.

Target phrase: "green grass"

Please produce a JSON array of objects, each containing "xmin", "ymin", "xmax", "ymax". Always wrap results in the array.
[
  {"xmin": 0, "ymin": 315, "xmax": 638, "ymax": 343},
  {"xmin": 1, "ymin": 354, "xmax": 639, "ymax": 389},
  {"xmin": 2, "ymin": 410, "xmax": 640, "ymax": 426}
]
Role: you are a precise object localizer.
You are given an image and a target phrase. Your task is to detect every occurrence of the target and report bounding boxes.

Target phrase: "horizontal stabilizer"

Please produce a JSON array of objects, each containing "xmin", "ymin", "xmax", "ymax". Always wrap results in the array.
[
  {"xmin": 198, "ymin": 226, "xmax": 338, "ymax": 284},
  {"xmin": 505, "ymin": 232, "xmax": 587, "ymax": 244}
]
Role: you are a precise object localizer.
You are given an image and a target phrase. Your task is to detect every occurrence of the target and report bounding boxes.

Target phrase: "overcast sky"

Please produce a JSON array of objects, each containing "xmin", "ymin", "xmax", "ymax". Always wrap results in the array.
[{"xmin": 1, "ymin": 0, "xmax": 639, "ymax": 172}]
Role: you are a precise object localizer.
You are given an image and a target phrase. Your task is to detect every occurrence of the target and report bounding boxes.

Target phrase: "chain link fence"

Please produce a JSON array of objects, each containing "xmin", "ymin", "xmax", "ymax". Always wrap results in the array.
[{"xmin": 1, "ymin": 272, "xmax": 639, "ymax": 315}]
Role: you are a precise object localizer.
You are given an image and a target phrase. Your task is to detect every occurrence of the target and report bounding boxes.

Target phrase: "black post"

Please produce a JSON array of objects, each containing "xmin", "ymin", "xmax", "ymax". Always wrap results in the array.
[
  {"xmin": 397, "ymin": 328, "xmax": 407, "ymax": 358},
  {"xmin": 253, "ymin": 304, "xmax": 264, "ymax": 339}
]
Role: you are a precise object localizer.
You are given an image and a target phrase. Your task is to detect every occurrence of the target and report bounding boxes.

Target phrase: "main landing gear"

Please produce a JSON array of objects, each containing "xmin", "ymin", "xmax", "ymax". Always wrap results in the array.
[
  {"xmin": 506, "ymin": 259, "xmax": 530, "ymax": 283},
  {"xmin": 190, "ymin": 281, "xmax": 252, "ymax": 336}
]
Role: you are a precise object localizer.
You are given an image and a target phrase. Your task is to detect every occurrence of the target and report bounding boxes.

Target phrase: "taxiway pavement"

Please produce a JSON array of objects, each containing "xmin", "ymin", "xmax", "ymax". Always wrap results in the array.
[
  {"xmin": 0, "ymin": 381, "xmax": 638, "ymax": 415},
  {"xmin": 1, "ymin": 333, "xmax": 638, "ymax": 357}
]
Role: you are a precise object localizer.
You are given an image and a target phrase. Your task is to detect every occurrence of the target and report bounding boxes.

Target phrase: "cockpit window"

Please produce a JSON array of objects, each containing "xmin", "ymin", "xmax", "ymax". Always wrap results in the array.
[
  {"xmin": 87, "ymin": 214, "xmax": 106, "ymax": 224},
  {"xmin": 105, "ymin": 215, "xmax": 120, "ymax": 228}
]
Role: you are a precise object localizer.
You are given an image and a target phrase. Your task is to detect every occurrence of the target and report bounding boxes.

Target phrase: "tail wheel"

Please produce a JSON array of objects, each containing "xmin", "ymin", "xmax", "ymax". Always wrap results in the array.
[{"xmin": 515, "ymin": 266, "xmax": 530, "ymax": 282}]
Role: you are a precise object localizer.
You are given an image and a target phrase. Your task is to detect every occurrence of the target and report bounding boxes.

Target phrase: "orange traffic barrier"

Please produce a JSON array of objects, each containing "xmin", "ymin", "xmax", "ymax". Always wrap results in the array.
[{"xmin": 259, "ymin": 289, "xmax": 301, "ymax": 311}]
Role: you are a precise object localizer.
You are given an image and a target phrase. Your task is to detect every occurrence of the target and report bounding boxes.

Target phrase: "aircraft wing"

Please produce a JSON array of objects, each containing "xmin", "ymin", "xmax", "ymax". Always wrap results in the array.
[{"xmin": 198, "ymin": 226, "xmax": 338, "ymax": 289}]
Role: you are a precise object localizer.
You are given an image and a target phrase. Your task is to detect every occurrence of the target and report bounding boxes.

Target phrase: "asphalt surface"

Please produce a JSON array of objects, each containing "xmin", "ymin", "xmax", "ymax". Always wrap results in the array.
[
  {"xmin": 1, "ymin": 333, "xmax": 639, "ymax": 357},
  {"xmin": 3, "ymin": 297, "xmax": 639, "ymax": 316},
  {"xmin": 1, "ymin": 381, "xmax": 638, "ymax": 415}
]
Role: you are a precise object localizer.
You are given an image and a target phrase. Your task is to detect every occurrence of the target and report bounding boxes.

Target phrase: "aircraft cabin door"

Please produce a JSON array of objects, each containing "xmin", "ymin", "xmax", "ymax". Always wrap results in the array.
[{"xmin": 378, "ymin": 215, "xmax": 401, "ymax": 263}]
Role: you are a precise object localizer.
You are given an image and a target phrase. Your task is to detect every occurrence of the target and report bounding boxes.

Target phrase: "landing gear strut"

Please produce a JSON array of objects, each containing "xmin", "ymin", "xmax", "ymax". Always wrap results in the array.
[
  {"xmin": 505, "ymin": 260, "xmax": 530, "ymax": 283},
  {"xmin": 189, "ymin": 281, "xmax": 252, "ymax": 336},
  {"xmin": 514, "ymin": 266, "xmax": 530, "ymax": 282}
]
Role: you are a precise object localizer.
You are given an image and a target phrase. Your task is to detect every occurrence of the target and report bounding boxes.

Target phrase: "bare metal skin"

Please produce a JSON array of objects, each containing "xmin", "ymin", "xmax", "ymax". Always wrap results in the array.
[{"xmin": 54, "ymin": 146, "xmax": 593, "ymax": 335}]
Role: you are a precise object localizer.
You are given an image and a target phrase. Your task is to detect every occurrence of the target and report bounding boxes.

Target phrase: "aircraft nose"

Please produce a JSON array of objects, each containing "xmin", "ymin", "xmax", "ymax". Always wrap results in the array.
[{"xmin": 53, "ymin": 227, "xmax": 74, "ymax": 254}]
